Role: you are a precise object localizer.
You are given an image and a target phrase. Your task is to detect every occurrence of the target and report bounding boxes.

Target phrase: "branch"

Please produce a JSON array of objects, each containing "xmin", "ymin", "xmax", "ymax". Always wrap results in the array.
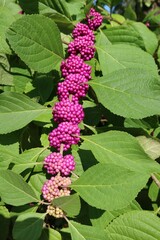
[{"xmin": 151, "ymin": 174, "xmax": 160, "ymax": 188}]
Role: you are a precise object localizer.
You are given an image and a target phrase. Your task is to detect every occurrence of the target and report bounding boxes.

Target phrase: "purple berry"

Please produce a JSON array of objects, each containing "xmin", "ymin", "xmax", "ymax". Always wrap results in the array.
[
  {"xmin": 57, "ymin": 73, "xmax": 89, "ymax": 102},
  {"xmin": 48, "ymin": 122, "xmax": 80, "ymax": 151},
  {"xmin": 68, "ymin": 36, "xmax": 95, "ymax": 61},
  {"xmin": 72, "ymin": 23, "xmax": 95, "ymax": 41},
  {"xmin": 86, "ymin": 8, "xmax": 103, "ymax": 30},
  {"xmin": 60, "ymin": 55, "xmax": 91, "ymax": 80},
  {"xmin": 53, "ymin": 99, "xmax": 84, "ymax": 124},
  {"xmin": 44, "ymin": 152, "xmax": 76, "ymax": 176}
]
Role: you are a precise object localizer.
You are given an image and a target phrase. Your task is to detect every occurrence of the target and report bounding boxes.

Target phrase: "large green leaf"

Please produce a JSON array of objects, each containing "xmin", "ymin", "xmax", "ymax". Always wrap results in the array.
[
  {"xmin": 0, "ymin": 92, "xmax": 47, "ymax": 134},
  {"xmin": 53, "ymin": 194, "xmax": 81, "ymax": 217},
  {"xmin": 90, "ymin": 68, "xmax": 160, "ymax": 119},
  {"xmin": 103, "ymin": 26, "xmax": 144, "ymax": 49},
  {"xmin": 106, "ymin": 211, "xmax": 160, "ymax": 240},
  {"xmin": 13, "ymin": 212, "xmax": 45, "ymax": 240},
  {"xmin": 80, "ymin": 131, "xmax": 160, "ymax": 173},
  {"xmin": 0, "ymin": 170, "xmax": 39, "ymax": 206},
  {"xmin": 69, "ymin": 221, "xmax": 108, "ymax": 240},
  {"xmin": 0, "ymin": 206, "xmax": 10, "ymax": 240},
  {"xmin": 7, "ymin": 15, "xmax": 64, "ymax": 73},
  {"xmin": 96, "ymin": 41, "xmax": 157, "ymax": 75},
  {"xmin": 72, "ymin": 163, "xmax": 149, "ymax": 210},
  {"xmin": 128, "ymin": 22, "xmax": 158, "ymax": 55}
]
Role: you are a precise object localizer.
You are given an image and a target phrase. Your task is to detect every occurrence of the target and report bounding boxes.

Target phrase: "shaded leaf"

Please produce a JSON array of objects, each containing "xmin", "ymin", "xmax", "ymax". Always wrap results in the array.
[
  {"xmin": 39, "ymin": 228, "xmax": 62, "ymax": 240},
  {"xmin": 0, "ymin": 206, "xmax": 10, "ymax": 240},
  {"xmin": 13, "ymin": 213, "xmax": 45, "ymax": 240}
]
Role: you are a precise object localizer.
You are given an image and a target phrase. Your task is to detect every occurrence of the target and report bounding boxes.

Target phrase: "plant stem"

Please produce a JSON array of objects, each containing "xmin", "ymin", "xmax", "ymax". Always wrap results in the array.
[
  {"xmin": 71, "ymin": 171, "xmax": 79, "ymax": 179},
  {"xmin": 151, "ymin": 174, "xmax": 160, "ymax": 188},
  {"xmin": 60, "ymin": 143, "xmax": 64, "ymax": 155},
  {"xmin": 62, "ymin": 39, "xmax": 69, "ymax": 45}
]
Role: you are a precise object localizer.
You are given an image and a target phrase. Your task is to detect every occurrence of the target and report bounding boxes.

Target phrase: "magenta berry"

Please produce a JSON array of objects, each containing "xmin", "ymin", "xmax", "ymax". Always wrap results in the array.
[
  {"xmin": 57, "ymin": 74, "xmax": 89, "ymax": 102},
  {"xmin": 86, "ymin": 8, "xmax": 103, "ymax": 30},
  {"xmin": 53, "ymin": 99, "xmax": 84, "ymax": 124},
  {"xmin": 60, "ymin": 55, "xmax": 91, "ymax": 80},
  {"xmin": 68, "ymin": 36, "xmax": 95, "ymax": 61},
  {"xmin": 42, "ymin": 175, "xmax": 71, "ymax": 202},
  {"xmin": 48, "ymin": 122, "xmax": 80, "ymax": 151},
  {"xmin": 44, "ymin": 152, "xmax": 75, "ymax": 176},
  {"xmin": 72, "ymin": 23, "xmax": 95, "ymax": 41}
]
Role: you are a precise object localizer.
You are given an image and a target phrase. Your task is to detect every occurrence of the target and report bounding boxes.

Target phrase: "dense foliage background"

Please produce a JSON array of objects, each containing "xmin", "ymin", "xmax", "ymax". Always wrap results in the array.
[{"xmin": 0, "ymin": 0, "xmax": 160, "ymax": 239}]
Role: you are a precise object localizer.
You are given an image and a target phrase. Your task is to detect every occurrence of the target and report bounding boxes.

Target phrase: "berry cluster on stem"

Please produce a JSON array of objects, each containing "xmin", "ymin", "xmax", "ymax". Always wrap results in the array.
[{"xmin": 42, "ymin": 8, "xmax": 103, "ymax": 218}]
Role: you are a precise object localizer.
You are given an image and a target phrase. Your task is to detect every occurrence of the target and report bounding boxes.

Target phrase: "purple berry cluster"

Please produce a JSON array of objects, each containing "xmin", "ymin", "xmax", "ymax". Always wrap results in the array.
[
  {"xmin": 41, "ymin": 8, "xmax": 102, "ymax": 217},
  {"xmin": 44, "ymin": 153, "xmax": 75, "ymax": 176}
]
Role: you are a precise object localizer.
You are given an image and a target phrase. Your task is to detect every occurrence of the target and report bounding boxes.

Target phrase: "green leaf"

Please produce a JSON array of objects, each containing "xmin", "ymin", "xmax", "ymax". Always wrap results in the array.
[
  {"xmin": 90, "ymin": 68, "xmax": 160, "ymax": 119},
  {"xmin": 103, "ymin": 26, "xmax": 144, "ymax": 49},
  {"xmin": 39, "ymin": 0, "xmax": 71, "ymax": 20},
  {"xmin": 89, "ymin": 201, "xmax": 141, "ymax": 229},
  {"xmin": 53, "ymin": 194, "xmax": 81, "ymax": 217},
  {"xmin": 0, "ymin": 6, "xmax": 16, "ymax": 54},
  {"xmin": 128, "ymin": 22, "xmax": 158, "ymax": 55},
  {"xmin": 0, "ymin": 170, "xmax": 39, "ymax": 206},
  {"xmin": 0, "ymin": 206, "xmax": 10, "ymax": 240},
  {"xmin": 29, "ymin": 174, "xmax": 46, "ymax": 199},
  {"xmin": 72, "ymin": 163, "xmax": 149, "ymax": 210},
  {"xmin": 12, "ymin": 147, "xmax": 47, "ymax": 174},
  {"xmin": 0, "ymin": 92, "xmax": 47, "ymax": 134},
  {"xmin": 7, "ymin": 15, "xmax": 64, "ymax": 73},
  {"xmin": 106, "ymin": 211, "xmax": 160, "ymax": 240},
  {"xmin": 0, "ymin": 54, "xmax": 13, "ymax": 86},
  {"xmin": 80, "ymin": 131, "xmax": 160, "ymax": 173},
  {"xmin": 137, "ymin": 136, "xmax": 160, "ymax": 160},
  {"xmin": 69, "ymin": 221, "xmax": 108, "ymax": 240},
  {"xmin": 12, "ymin": 67, "xmax": 31, "ymax": 93},
  {"xmin": 13, "ymin": 212, "xmax": 45, "ymax": 240},
  {"xmin": 39, "ymin": 228, "xmax": 62, "ymax": 240},
  {"xmin": 96, "ymin": 42, "xmax": 157, "ymax": 75},
  {"xmin": 0, "ymin": 147, "xmax": 20, "ymax": 170}
]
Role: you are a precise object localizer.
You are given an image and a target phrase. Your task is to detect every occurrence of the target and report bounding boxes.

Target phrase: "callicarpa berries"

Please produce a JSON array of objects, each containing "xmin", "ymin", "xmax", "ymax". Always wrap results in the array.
[
  {"xmin": 42, "ymin": 175, "xmax": 71, "ymax": 202},
  {"xmin": 57, "ymin": 73, "xmax": 89, "ymax": 102},
  {"xmin": 72, "ymin": 23, "xmax": 95, "ymax": 41},
  {"xmin": 86, "ymin": 8, "xmax": 103, "ymax": 30},
  {"xmin": 60, "ymin": 55, "xmax": 91, "ymax": 80},
  {"xmin": 44, "ymin": 152, "xmax": 75, "ymax": 176},
  {"xmin": 48, "ymin": 122, "xmax": 80, "ymax": 151},
  {"xmin": 42, "ymin": 8, "xmax": 103, "ymax": 217},
  {"xmin": 47, "ymin": 205, "xmax": 64, "ymax": 218},
  {"xmin": 68, "ymin": 36, "xmax": 95, "ymax": 61},
  {"xmin": 53, "ymin": 99, "xmax": 84, "ymax": 124}
]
